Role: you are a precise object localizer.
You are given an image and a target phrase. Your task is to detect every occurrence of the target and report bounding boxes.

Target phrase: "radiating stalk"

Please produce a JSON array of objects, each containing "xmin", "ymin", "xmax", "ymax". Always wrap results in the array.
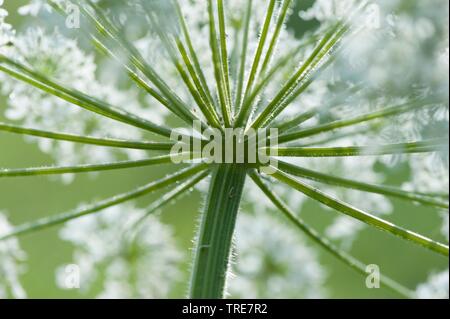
[
  {"xmin": 274, "ymin": 84, "xmax": 364, "ymax": 134},
  {"xmin": 273, "ymin": 139, "xmax": 448, "ymax": 157},
  {"xmin": 0, "ymin": 165, "xmax": 207, "ymax": 241},
  {"xmin": 234, "ymin": 0, "xmax": 277, "ymax": 127},
  {"xmin": 259, "ymin": 0, "xmax": 293, "ymax": 75},
  {"xmin": 207, "ymin": 0, "xmax": 232, "ymax": 127},
  {"xmin": 190, "ymin": 164, "xmax": 248, "ymax": 298},
  {"xmin": 59, "ymin": 4, "xmax": 192, "ymax": 126},
  {"xmin": 259, "ymin": 25, "xmax": 354, "ymax": 129},
  {"xmin": 130, "ymin": 170, "xmax": 210, "ymax": 231},
  {"xmin": 144, "ymin": 5, "xmax": 221, "ymax": 128},
  {"xmin": 278, "ymin": 100, "xmax": 437, "ymax": 144},
  {"xmin": 0, "ymin": 122, "xmax": 173, "ymax": 150},
  {"xmin": 174, "ymin": 39, "xmax": 222, "ymax": 127},
  {"xmin": 238, "ymin": 37, "xmax": 320, "ymax": 122},
  {"xmin": 174, "ymin": 0, "xmax": 217, "ymax": 111},
  {"xmin": 0, "ymin": 153, "xmax": 199, "ymax": 178},
  {"xmin": 234, "ymin": 0, "xmax": 253, "ymax": 113},
  {"xmin": 0, "ymin": 60, "xmax": 173, "ymax": 138},
  {"xmin": 217, "ymin": 0, "xmax": 233, "ymax": 110},
  {"xmin": 277, "ymin": 160, "xmax": 449, "ymax": 209},
  {"xmin": 271, "ymin": 168, "xmax": 449, "ymax": 256},
  {"xmin": 78, "ymin": 0, "xmax": 209, "ymax": 130},
  {"xmin": 250, "ymin": 22, "xmax": 346, "ymax": 129},
  {"xmin": 250, "ymin": 172, "xmax": 415, "ymax": 299},
  {"xmin": 295, "ymin": 126, "xmax": 380, "ymax": 148},
  {"xmin": 88, "ymin": 32, "xmax": 189, "ymax": 124}
]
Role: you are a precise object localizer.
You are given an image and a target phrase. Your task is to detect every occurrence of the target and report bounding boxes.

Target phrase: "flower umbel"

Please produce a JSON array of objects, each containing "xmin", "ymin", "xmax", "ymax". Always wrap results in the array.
[{"xmin": 0, "ymin": 0, "xmax": 448, "ymax": 299}]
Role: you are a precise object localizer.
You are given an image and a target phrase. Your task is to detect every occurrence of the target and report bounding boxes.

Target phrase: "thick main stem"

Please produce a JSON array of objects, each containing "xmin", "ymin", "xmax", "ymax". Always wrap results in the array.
[{"xmin": 190, "ymin": 164, "xmax": 247, "ymax": 299}]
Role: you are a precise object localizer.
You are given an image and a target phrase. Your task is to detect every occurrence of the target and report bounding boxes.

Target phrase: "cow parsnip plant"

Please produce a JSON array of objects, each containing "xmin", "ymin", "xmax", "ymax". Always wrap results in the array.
[{"xmin": 0, "ymin": 0, "xmax": 448, "ymax": 299}]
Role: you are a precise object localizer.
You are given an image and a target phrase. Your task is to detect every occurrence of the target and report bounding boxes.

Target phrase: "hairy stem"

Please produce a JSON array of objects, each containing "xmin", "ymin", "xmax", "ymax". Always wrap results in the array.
[{"xmin": 190, "ymin": 164, "xmax": 247, "ymax": 298}]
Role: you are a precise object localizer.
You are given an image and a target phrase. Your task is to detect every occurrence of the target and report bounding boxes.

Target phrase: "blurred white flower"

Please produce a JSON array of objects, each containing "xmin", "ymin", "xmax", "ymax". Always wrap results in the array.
[
  {"xmin": 56, "ymin": 204, "xmax": 183, "ymax": 298},
  {"xmin": 0, "ymin": 0, "xmax": 447, "ymax": 299},
  {"xmin": 416, "ymin": 269, "xmax": 449, "ymax": 299},
  {"xmin": 228, "ymin": 212, "xmax": 327, "ymax": 298},
  {"xmin": 0, "ymin": 0, "xmax": 14, "ymax": 53},
  {"xmin": 416, "ymin": 206, "xmax": 449, "ymax": 299},
  {"xmin": 0, "ymin": 213, "xmax": 27, "ymax": 299}
]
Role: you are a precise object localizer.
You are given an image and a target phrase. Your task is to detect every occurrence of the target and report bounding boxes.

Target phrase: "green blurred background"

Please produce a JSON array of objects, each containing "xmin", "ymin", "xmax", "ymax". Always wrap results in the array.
[{"xmin": 0, "ymin": 0, "xmax": 447, "ymax": 299}]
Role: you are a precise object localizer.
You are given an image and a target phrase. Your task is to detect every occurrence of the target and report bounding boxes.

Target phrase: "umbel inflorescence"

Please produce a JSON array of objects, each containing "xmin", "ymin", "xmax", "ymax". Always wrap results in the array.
[{"xmin": 0, "ymin": 0, "xmax": 449, "ymax": 299}]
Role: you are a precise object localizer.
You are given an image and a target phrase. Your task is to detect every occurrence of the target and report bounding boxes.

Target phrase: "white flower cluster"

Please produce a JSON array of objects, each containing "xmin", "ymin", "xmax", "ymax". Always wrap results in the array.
[
  {"xmin": 415, "ymin": 209, "xmax": 449, "ymax": 299},
  {"xmin": 228, "ymin": 212, "xmax": 327, "ymax": 298},
  {"xmin": 0, "ymin": 213, "xmax": 27, "ymax": 299},
  {"xmin": 56, "ymin": 204, "xmax": 183, "ymax": 298},
  {"xmin": 0, "ymin": 0, "xmax": 448, "ymax": 299},
  {"xmin": 0, "ymin": 0, "xmax": 14, "ymax": 52},
  {"xmin": 416, "ymin": 269, "xmax": 449, "ymax": 299}
]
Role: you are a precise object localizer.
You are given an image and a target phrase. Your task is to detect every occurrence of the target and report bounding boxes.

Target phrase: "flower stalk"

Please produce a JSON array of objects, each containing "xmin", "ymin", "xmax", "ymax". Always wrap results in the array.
[{"xmin": 190, "ymin": 164, "xmax": 248, "ymax": 298}]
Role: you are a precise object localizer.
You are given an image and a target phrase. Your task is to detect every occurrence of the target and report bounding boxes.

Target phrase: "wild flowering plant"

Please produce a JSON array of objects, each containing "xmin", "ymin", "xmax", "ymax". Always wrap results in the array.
[{"xmin": 0, "ymin": 0, "xmax": 448, "ymax": 298}]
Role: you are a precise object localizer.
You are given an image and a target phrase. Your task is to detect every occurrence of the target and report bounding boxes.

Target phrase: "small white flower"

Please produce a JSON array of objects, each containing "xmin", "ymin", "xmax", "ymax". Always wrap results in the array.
[
  {"xmin": 416, "ymin": 269, "xmax": 449, "ymax": 299},
  {"xmin": 228, "ymin": 212, "xmax": 327, "ymax": 298},
  {"xmin": 0, "ymin": 213, "xmax": 27, "ymax": 299},
  {"xmin": 56, "ymin": 204, "xmax": 183, "ymax": 298}
]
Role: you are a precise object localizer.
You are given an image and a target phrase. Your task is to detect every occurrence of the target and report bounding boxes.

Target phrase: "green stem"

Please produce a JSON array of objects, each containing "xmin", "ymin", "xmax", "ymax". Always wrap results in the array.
[
  {"xmin": 250, "ymin": 172, "xmax": 415, "ymax": 298},
  {"xmin": 0, "ymin": 154, "xmax": 198, "ymax": 178},
  {"xmin": 250, "ymin": 22, "xmax": 346, "ymax": 129},
  {"xmin": 217, "ymin": 0, "xmax": 232, "ymax": 110},
  {"xmin": 278, "ymin": 100, "xmax": 436, "ymax": 144},
  {"xmin": 271, "ymin": 168, "xmax": 449, "ymax": 256},
  {"xmin": 234, "ymin": 0, "xmax": 252, "ymax": 113},
  {"xmin": 0, "ymin": 122, "xmax": 173, "ymax": 150},
  {"xmin": 0, "ymin": 165, "xmax": 207, "ymax": 241},
  {"xmin": 78, "ymin": 0, "xmax": 208, "ymax": 130},
  {"xmin": 277, "ymin": 160, "xmax": 449, "ymax": 209},
  {"xmin": 273, "ymin": 139, "xmax": 448, "ymax": 157},
  {"xmin": 174, "ymin": 0, "xmax": 217, "ymax": 111},
  {"xmin": 234, "ymin": 0, "xmax": 277, "ymax": 127},
  {"xmin": 0, "ymin": 61, "xmax": 172, "ymax": 138},
  {"xmin": 207, "ymin": 0, "xmax": 232, "ymax": 127},
  {"xmin": 259, "ymin": 0, "xmax": 293, "ymax": 75},
  {"xmin": 190, "ymin": 164, "xmax": 248, "ymax": 299}
]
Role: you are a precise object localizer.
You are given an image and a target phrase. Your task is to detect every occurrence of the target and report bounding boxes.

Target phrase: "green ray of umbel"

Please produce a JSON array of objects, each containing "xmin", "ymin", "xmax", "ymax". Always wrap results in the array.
[
  {"xmin": 0, "ymin": 165, "xmax": 207, "ymax": 241},
  {"xmin": 271, "ymin": 168, "xmax": 449, "ymax": 256},
  {"xmin": 250, "ymin": 172, "xmax": 415, "ymax": 299}
]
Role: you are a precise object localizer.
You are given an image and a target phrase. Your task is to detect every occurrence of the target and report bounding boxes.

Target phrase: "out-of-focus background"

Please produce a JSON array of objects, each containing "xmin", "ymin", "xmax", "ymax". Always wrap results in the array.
[{"xmin": 0, "ymin": 0, "xmax": 448, "ymax": 298}]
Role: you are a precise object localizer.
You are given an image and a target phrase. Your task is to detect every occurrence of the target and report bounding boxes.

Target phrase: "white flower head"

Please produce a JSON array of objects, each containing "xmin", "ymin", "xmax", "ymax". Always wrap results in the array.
[
  {"xmin": 56, "ymin": 204, "xmax": 183, "ymax": 298},
  {"xmin": 0, "ymin": 213, "xmax": 27, "ymax": 299},
  {"xmin": 416, "ymin": 269, "xmax": 449, "ymax": 299},
  {"xmin": 228, "ymin": 212, "xmax": 327, "ymax": 298},
  {"xmin": 0, "ymin": 0, "xmax": 15, "ymax": 54}
]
